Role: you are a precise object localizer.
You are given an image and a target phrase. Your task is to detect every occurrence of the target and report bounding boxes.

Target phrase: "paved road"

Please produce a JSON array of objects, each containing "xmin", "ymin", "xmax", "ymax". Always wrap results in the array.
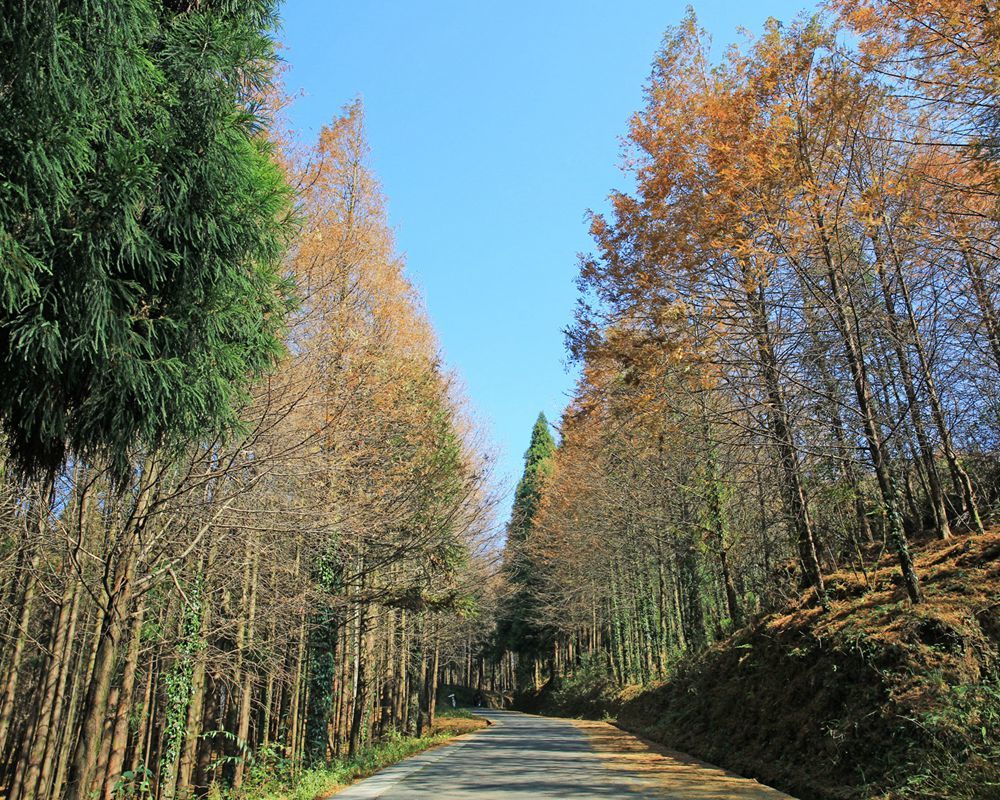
[{"xmin": 334, "ymin": 710, "xmax": 675, "ymax": 799}]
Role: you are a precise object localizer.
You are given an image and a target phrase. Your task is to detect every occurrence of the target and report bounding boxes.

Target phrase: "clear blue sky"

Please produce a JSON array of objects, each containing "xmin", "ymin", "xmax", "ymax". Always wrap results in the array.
[{"xmin": 279, "ymin": 0, "xmax": 816, "ymax": 503}]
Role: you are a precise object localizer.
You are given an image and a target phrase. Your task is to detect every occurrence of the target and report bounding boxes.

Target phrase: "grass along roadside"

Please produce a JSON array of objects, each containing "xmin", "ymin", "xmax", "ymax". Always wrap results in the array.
[{"xmin": 220, "ymin": 710, "xmax": 487, "ymax": 800}]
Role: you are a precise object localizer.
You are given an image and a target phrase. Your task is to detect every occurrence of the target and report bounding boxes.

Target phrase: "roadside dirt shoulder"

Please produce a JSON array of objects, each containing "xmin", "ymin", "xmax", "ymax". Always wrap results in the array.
[{"xmin": 568, "ymin": 717, "xmax": 797, "ymax": 800}]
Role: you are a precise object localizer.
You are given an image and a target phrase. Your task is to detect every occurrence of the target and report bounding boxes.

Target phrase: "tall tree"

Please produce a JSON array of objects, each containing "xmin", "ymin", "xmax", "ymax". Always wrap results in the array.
[
  {"xmin": 497, "ymin": 413, "xmax": 557, "ymax": 688},
  {"xmin": 0, "ymin": 0, "xmax": 295, "ymax": 478}
]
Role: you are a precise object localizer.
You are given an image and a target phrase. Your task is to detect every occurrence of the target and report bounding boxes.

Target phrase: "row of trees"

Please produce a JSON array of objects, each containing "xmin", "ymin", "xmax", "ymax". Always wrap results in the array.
[
  {"xmin": 498, "ymin": 0, "xmax": 999, "ymax": 688},
  {"xmin": 0, "ymin": 5, "xmax": 494, "ymax": 799}
]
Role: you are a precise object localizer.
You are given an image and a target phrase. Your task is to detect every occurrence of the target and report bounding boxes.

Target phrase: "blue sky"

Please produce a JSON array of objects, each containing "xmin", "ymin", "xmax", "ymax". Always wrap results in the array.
[{"xmin": 279, "ymin": 0, "xmax": 816, "ymax": 505}]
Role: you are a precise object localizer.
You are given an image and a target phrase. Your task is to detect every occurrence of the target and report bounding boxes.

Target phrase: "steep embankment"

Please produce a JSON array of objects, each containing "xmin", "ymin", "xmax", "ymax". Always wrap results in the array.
[{"xmin": 546, "ymin": 533, "xmax": 1000, "ymax": 800}]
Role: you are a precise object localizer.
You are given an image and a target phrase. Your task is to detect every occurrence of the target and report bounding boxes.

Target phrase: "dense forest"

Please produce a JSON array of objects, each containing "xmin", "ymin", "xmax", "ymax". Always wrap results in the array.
[
  {"xmin": 491, "ymin": 1, "xmax": 1000, "ymax": 798},
  {"xmin": 0, "ymin": 4, "xmax": 494, "ymax": 799},
  {"xmin": 0, "ymin": 1, "xmax": 997, "ymax": 800},
  {"xmin": 498, "ymin": 0, "xmax": 998, "ymax": 675}
]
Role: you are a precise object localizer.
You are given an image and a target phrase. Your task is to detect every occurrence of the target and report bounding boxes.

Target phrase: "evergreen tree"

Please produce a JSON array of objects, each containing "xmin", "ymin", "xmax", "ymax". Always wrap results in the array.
[
  {"xmin": 0, "ymin": 0, "xmax": 295, "ymax": 478},
  {"xmin": 497, "ymin": 412, "xmax": 556, "ymax": 684}
]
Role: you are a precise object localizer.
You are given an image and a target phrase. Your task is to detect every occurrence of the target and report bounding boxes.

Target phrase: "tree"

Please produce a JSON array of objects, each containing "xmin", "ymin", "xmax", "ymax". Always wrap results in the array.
[
  {"xmin": 0, "ymin": 0, "xmax": 295, "ymax": 478},
  {"xmin": 495, "ymin": 7, "xmax": 1000, "ymax": 694},
  {"xmin": 497, "ymin": 413, "xmax": 557, "ymax": 688},
  {"xmin": 0, "ymin": 93, "xmax": 496, "ymax": 800}
]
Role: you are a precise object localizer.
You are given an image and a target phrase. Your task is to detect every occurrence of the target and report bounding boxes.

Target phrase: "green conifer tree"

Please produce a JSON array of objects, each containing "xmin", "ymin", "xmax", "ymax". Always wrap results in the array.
[
  {"xmin": 497, "ymin": 412, "xmax": 556, "ymax": 686},
  {"xmin": 0, "ymin": 0, "xmax": 295, "ymax": 478}
]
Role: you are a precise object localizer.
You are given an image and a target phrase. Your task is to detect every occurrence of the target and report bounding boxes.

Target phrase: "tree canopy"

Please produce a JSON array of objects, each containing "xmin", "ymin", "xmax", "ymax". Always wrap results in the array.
[{"xmin": 0, "ymin": 0, "xmax": 295, "ymax": 478}]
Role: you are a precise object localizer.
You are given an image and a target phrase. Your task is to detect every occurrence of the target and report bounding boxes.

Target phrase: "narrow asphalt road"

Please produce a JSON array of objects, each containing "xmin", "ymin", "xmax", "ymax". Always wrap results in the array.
[
  {"xmin": 333, "ymin": 709, "xmax": 790, "ymax": 799},
  {"xmin": 334, "ymin": 710, "xmax": 650, "ymax": 799}
]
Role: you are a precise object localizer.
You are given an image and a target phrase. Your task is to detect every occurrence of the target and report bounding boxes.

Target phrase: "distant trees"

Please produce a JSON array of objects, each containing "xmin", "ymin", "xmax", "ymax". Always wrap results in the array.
[
  {"xmin": 495, "ymin": 5, "xmax": 999, "ymax": 691},
  {"xmin": 495, "ymin": 414, "xmax": 556, "ymax": 688}
]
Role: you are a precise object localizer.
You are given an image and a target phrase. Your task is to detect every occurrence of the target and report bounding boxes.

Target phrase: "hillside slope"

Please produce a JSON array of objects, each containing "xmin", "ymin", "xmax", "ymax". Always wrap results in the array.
[{"xmin": 545, "ymin": 533, "xmax": 1000, "ymax": 800}]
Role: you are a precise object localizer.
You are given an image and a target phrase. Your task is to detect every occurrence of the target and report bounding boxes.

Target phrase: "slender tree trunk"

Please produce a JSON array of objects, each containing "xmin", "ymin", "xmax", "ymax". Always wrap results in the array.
[
  {"xmin": 0, "ymin": 489, "xmax": 50, "ymax": 759},
  {"xmin": 17, "ymin": 576, "xmax": 78, "ymax": 800},
  {"xmin": 0, "ymin": 545, "xmax": 41, "ymax": 755},
  {"xmin": 90, "ymin": 687, "xmax": 118, "ymax": 797},
  {"xmin": 230, "ymin": 537, "xmax": 260, "ymax": 792},
  {"xmin": 960, "ymin": 242, "xmax": 1000, "ymax": 373},
  {"xmin": 101, "ymin": 601, "xmax": 146, "ymax": 799},
  {"xmin": 742, "ymin": 263, "xmax": 826, "ymax": 598},
  {"xmin": 397, "ymin": 610, "xmax": 408, "ymax": 732},
  {"xmin": 871, "ymin": 235, "xmax": 951, "ymax": 538},
  {"xmin": 891, "ymin": 239, "xmax": 984, "ymax": 533},
  {"xmin": 286, "ymin": 546, "xmax": 307, "ymax": 762},
  {"xmin": 413, "ymin": 620, "xmax": 426, "ymax": 737},
  {"xmin": 810, "ymin": 206, "xmax": 921, "ymax": 603},
  {"xmin": 348, "ymin": 603, "xmax": 370, "ymax": 757},
  {"xmin": 177, "ymin": 543, "xmax": 218, "ymax": 797},
  {"xmin": 51, "ymin": 604, "xmax": 101, "ymax": 800},
  {"xmin": 192, "ymin": 673, "xmax": 219, "ymax": 797},
  {"xmin": 66, "ymin": 453, "xmax": 159, "ymax": 800},
  {"xmin": 426, "ymin": 632, "xmax": 440, "ymax": 732},
  {"xmin": 66, "ymin": 555, "xmax": 137, "ymax": 800},
  {"xmin": 36, "ymin": 580, "xmax": 82, "ymax": 800}
]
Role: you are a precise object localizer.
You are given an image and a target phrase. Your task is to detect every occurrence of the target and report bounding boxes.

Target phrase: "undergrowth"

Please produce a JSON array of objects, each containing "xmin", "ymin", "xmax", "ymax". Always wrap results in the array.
[
  {"xmin": 548, "ymin": 652, "xmax": 618, "ymax": 719},
  {"xmin": 436, "ymin": 706, "xmax": 479, "ymax": 720},
  {"xmin": 889, "ymin": 679, "xmax": 1000, "ymax": 800},
  {"xmin": 217, "ymin": 730, "xmax": 456, "ymax": 800}
]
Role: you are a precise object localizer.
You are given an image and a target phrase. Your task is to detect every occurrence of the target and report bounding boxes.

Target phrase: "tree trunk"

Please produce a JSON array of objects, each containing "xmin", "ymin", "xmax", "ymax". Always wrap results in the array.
[
  {"xmin": 742, "ymin": 263, "xmax": 826, "ymax": 598},
  {"xmin": 426, "ymin": 633, "xmax": 440, "ymax": 732},
  {"xmin": 811, "ymin": 206, "xmax": 921, "ymax": 603},
  {"xmin": 348, "ymin": 604, "xmax": 370, "ymax": 757},
  {"xmin": 101, "ymin": 601, "xmax": 146, "ymax": 799},
  {"xmin": 16, "ymin": 576, "xmax": 78, "ymax": 800},
  {"xmin": 871, "ymin": 234, "xmax": 951, "ymax": 538},
  {"xmin": 36, "ymin": 580, "xmax": 83, "ymax": 800},
  {"xmin": 0, "ymin": 545, "xmax": 41, "ymax": 755},
  {"xmin": 892, "ymin": 239, "xmax": 984, "ymax": 534},
  {"xmin": 66, "ymin": 556, "xmax": 136, "ymax": 800},
  {"xmin": 229, "ymin": 535, "xmax": 259, "ymax": 792},
  {"xmin": 960, "ymin": 242, "xmax": 1000, "ymax": 373}
]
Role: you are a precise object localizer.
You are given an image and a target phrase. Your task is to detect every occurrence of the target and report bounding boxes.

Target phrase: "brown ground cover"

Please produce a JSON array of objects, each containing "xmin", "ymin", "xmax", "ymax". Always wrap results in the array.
[
  {"xmin": 571, "ymin": 717, "xmax": 796, "ymax": 799},
  {"xmin": 537, "ymin": 532, "xmax": 999, "ymax": 800}
]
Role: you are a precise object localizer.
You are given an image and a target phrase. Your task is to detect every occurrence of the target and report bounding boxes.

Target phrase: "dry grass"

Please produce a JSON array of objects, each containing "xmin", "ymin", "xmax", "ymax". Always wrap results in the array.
[{"xmin": 430, "ymin": 715, "xmax": 489, "ymax": 737}]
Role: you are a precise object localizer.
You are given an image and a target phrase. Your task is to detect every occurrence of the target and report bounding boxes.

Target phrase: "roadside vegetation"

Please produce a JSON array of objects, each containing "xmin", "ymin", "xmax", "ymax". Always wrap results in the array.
[
  {"xmin": 224, "ymin": 709, "xmax": 487, "ymax": 800},
  {"xmin": 536, "ymin": 534, "xmax": 1000, "ymax": 799}
]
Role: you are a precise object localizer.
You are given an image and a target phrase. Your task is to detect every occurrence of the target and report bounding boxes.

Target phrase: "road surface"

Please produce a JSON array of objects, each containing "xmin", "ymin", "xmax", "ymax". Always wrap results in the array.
[{"xmin": 334, "ymin": 710, "xmax": 794, "ymax": 799}]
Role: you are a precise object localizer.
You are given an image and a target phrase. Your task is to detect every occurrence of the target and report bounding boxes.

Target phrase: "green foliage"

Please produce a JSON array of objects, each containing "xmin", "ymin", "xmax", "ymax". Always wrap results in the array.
[
  {"xmin": 895, "ymin": 680, "xmax": 1000, "ymax": 800},
  {"xmin": 404, "ymin": 370, "xmax": 472, "ymax": 571},
  {"xmin": 111, "ymin": 766, "xmax": 154, "ymax": 800},
  {"xmin": 549, "ymin": 653, "xmax": 616, "ymax": 717},
  {"xmin": 435, "ymin": 706, "xmax": 479, "ymax": 720},
  {"xmin": 161, "ymin": 580, "xmax": 204, "ymax": 786},
  {"xmin": 242, "ymin": 742, "xmax": 295, "ymax": 791},
  {"xmin": 0, "ymin": 0, "xmax": 296, "ymax": 478},
  {"xmin": 228, "ymin": 730, "xmax": 457, "ymax": 800},
  {"xmin": 304, "ymin": 606, "xmax": 340, "ymax": 765},
  {"xmin": 508, "ymin": 413, "xmax": 557, "ymax": 547},
  {"xmin": 497, "ymin": 413, "xmax": 556, "ymax": 662}
]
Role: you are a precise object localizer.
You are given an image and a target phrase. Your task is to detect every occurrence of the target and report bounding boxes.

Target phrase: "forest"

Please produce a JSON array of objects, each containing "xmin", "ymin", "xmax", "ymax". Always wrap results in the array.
[
  {"xmin": 0, "ymin": 1, "xmax": 997, "ymax": 800},
  {"xmin": 0, "ymin": 4, "xmax": 495, "ymax": 799},
  {"xmin": 491, "ymin": 1, "xmax": 1000, "ymax": 798}
]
